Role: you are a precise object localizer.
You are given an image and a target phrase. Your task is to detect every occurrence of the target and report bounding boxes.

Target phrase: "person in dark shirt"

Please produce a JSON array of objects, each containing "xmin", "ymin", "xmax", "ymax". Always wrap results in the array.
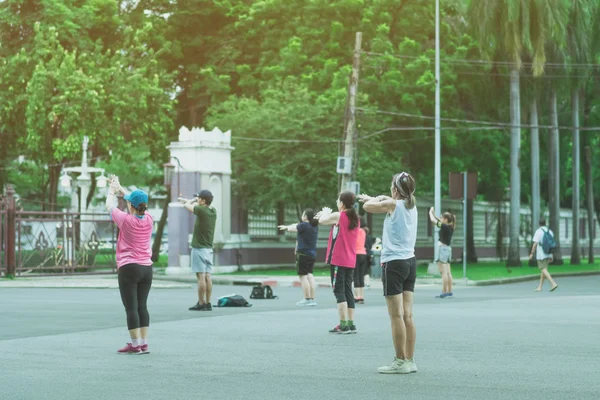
[
  {"xmin": 278, "ymin": 209, "xmax": 319, "ymax": 307},
  {"xmin": 429, "ymin": 208, "xmax": 456, "ymax": 298}
]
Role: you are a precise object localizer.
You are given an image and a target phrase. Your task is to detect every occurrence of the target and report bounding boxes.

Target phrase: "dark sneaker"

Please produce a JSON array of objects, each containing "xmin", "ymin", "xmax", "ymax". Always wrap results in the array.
[
  {"xmin": 348, "ymin": 324, "xmax": 357, "ymax": 334},
  {"xmin": 329, "ymin": 324, "xmax": 351, "ymax": 334},
  {"xmin": 435, "ymin": 293, "xmax": 448, "ymax": 299},
  {"xmin": 356, "ymin": 299, "xmax": 365, "ymax": 304},
  {"xmin": 189, "ymin": 302, "xmax": 204, "ymax": 311},
  {"xmin": 202, "ymin": 303, "xmax": 212, "ymax": 311}
]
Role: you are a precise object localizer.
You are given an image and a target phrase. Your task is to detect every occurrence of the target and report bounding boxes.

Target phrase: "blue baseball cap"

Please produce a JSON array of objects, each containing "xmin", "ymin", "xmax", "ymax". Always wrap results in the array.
[{"xmin": 124, "ymin": 189, "xmax": 149, "ymax": 207}]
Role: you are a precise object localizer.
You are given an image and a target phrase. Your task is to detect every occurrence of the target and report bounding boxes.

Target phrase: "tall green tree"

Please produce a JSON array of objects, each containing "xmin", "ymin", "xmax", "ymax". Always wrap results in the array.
[
  {"xmin": 469, "ymin": 0, "xmax": 566, "ymax": 266},
  {"xmin": 0, "ymin": 1, "xmax": 173, "ymax": 208},
  {"xmin": 566, "ymin": 0, "xmax": 596, "ymax": 264},
  {"xmin": 23, "ymin": 22, "xmax": 174, "ymax": 209}
]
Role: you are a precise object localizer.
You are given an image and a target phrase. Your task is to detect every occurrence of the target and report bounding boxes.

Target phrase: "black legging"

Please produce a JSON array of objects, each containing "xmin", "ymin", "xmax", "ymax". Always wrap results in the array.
[
  {"xmin": 118, "ymin": 264, "xmax": 153, "ymax": 330},
  {"xmin": 354, "ymin": 254, "xmax": 367, "ymax": 288},
  {"xmin": 331, "ymin": 265, "xmax": 355, "ymax": 308}
]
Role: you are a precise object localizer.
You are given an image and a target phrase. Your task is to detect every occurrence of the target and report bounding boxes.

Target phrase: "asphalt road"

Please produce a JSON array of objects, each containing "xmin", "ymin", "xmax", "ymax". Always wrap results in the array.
[{"xmin": 1, "ymin": 277, "xmax": 599, "ymax": 400}]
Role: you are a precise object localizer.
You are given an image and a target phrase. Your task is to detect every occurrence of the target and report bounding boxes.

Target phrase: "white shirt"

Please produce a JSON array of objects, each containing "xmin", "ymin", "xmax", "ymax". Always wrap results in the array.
[
  {"xmin": 533, "ymin": 227, "xmax": 553, "ymax": 260},
  {"xmin": 381, "ymin": 200, "xmax": 418, "ymax": 262}
]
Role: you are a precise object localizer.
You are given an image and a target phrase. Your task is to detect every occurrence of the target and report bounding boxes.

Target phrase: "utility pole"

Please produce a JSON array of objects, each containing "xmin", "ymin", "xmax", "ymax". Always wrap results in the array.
[
  {"xmin": 434, "ymin": 0, "xmax": 441, "ymax": 262},
  {"xmin": 5, "ymin": 185, "xmax": 16, "ymax": 278},
  {"xmin": 340, "ymin": 32, "xmax": 362, "ymax": 193}
]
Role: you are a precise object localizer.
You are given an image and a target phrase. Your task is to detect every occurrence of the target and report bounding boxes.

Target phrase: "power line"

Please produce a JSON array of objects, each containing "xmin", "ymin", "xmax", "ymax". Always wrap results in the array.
[
  {"xmin": 360, "ymin": 64, "xmax": 594, "ymax": 79},
  {"xmin": 359, "ymin": 125, "xmax": 504, "ymax": 140},
  {"xmin": 232, "ymin": 136, "xmax": 342, "ymax": 144},
  {"xmin": 452, "ymin": 71, "xmax": 592, "ymax": 79},
  {"xmin": 0, "ymin": 156, "xmax": 110, "ymax": 172},
  {"xmin": 356, "ymin": 107, "xmax": 600, "ymax": 132},
  {"xmin": 361, "ymin": 51, "xmax": 600, "ymax": 69}
]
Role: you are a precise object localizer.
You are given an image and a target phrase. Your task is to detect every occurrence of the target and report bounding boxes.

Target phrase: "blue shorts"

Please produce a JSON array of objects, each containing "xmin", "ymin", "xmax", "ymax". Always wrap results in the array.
[
  {"xmin": 438, "ymin": 245, "xmax": 452, "ymax": 263},
  {"xmin": 191, "ymin": 248, "xmax": 213, "ymax": 273}
]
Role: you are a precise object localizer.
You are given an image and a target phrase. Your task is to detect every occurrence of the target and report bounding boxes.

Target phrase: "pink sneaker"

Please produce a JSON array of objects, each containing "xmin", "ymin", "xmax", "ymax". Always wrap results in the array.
[
  {"xmin": 140, "ymin": 344, "xmax": 150, "ymax": 354},
  {"xmin": 117, "ymin": 343, "xmax": 143, "ymax": 355}
]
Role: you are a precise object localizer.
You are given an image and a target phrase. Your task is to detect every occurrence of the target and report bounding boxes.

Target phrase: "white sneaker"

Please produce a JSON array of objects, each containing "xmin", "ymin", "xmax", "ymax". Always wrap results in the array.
[
  {"xmin": 406, "ymin": 358, "xmax": 418, "ymax": 373},
  {"xmin": 307, "ymin": 299, "xmax": 317, "ymax": 307},
  {"xmin": 378, "ymin": 357, "xmax": 411, "ymax": 374},
  {"xmin": 296, "ymin": 299, "xmax": 311, "ymax": 307}
]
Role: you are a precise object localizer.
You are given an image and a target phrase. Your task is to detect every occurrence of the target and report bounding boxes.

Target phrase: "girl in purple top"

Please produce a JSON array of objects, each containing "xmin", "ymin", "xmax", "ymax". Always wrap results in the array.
[
  {"xmin": 316, "ymin": 191, "xmax": 360, "ymax": 334},
  {"xmin": 106, "ymin": 175, "xmax": 154, "ymax": 355}
]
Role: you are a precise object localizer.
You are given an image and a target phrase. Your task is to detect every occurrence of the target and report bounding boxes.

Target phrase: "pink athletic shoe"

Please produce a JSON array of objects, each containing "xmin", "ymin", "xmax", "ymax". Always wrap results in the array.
[
  {"xmin": 140, "ymin": 344, "xmax": 150, "ymax": 354},
  {"xmin": 117, "ymin": 343, "xmax": 143, "ymax": 355}
]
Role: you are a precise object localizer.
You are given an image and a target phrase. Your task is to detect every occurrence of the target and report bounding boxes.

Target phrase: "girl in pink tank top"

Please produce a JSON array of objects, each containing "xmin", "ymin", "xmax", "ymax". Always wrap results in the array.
[{"xmin": 316, "ymin": 191, "xmax": 359, "ymax": 335}]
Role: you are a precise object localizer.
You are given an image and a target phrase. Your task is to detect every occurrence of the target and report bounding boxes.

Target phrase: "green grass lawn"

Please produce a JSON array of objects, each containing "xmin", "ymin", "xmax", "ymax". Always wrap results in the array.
[
  {"xmin": 427, "ymin": 260, "xmax": 600, "ymax": 280},
  {"xmin": 225, "ymin": 259, "xmax": 600, "ymax": 281}
]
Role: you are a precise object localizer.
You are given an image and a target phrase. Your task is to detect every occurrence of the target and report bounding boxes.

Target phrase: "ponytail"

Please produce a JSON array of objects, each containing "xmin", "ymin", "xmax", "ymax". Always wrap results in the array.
[
  {"xmin": 392, "ymin": 172, "xmax": 416, "ymax": 210},
  {"xmin": 304, "ymin": 208, "xmax": 319, "ymax": 227},
  {"xmin": 405, "ymin": 194, "xmax": 416, "ymax": 210},
  {"xmin": 134, "ymin": 203, "xmax": 148, "ymax": 215},
  {"xmin": 442, "ymin": 212, "xmax": 456, "ymax": 229},
  {"xmin": 345, "ymin": 208, "xmax": 359, "ymax": 230},
  {"xmin": 339, "ymin": 191, "xmax": 359, "ymax": 229}
]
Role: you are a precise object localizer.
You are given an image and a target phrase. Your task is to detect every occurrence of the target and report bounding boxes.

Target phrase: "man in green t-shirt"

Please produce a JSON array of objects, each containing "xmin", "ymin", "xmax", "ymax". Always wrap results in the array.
[{"xmin": 179, "ymin": 190, "xmax": 217, "ymax": 311}]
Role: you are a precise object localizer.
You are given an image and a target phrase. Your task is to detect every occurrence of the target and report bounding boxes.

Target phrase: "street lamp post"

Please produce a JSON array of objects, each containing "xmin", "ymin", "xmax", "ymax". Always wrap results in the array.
[
  {"xmin": 163, "ymin": 156, "xmax": 182, "ymax": 200},
  {"xmin": 60, "ymin": 136, "xmax": 108, "ymax": 213}
]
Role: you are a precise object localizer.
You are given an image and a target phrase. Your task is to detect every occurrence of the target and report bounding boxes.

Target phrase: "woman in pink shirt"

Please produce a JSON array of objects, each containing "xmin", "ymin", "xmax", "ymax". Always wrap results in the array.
[
  {"xmin": 316, "ymin": 191, "xmax": 359, "ymax": 334},
  {"xmin": 106, "ymin": 176, "xmax": 154, "ymax": 355}
]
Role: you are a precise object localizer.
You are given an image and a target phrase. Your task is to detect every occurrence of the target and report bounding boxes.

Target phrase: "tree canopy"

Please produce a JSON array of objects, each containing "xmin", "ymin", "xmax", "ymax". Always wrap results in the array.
[{"xmin": 0, "ymin": 0, "xmax": 599, "ymax": 221}]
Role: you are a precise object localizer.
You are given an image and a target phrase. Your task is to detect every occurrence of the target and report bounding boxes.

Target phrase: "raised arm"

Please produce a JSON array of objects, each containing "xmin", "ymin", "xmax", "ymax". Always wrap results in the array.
[
  {"xmin": 105, "ymin": 191, "xmax": 118, "ymax": 212},
  {"xmin": 105, "ymin": 175, "xmax": 121, "ymax": 212},
  {"xmin": 314, "ymin": 207, "xmax": 340, "ymax": 226},
  {"xmin": 358, "ymin": 194, "xmax": 396, "ymax": 214},
  {"xmin": 178, "ymin": 197, "xmax": 198, "ymax": 213},
  {"xmin": 278, "ymin": 224, "xmax": 298, "ymax": 232},
  {"xmin": 429, "ymin": 207, "xmax": 441, "ymax": 225}
]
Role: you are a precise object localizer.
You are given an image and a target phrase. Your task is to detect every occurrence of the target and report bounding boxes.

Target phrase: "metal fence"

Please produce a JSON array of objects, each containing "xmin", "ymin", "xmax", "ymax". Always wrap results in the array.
[
  {"xmin": 248, "ymin": 209, "xmax": 331, "ymax": 241},
  {"xmin": 15, "ymin": 211, "xmax": 118, "ymax": 275}
]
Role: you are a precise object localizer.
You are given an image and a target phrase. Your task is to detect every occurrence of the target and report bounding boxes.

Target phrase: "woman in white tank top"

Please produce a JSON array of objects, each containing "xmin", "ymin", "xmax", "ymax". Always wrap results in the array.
[{"xmin": 359, "ymin": 172, "xmax": 418, "ymax": 374}]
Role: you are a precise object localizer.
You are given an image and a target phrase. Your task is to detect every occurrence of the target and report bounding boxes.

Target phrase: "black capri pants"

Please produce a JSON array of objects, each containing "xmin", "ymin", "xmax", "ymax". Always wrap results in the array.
[
  {"xmin": 353, "ymin": 254, "xmax": 367, "ymax": 288},
  {"xmin": 330, "ymin": 265, "xmax": 355, "ymax": 308},
  {"xmin": 118, "ymin": 263, "xmax": 153, "ymax": 330}
]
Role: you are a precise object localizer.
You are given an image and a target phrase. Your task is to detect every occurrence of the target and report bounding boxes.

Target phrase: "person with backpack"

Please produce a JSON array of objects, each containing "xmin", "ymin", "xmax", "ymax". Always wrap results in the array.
[
  {"xmin": 428, "ymin": 208, "xmax": 456, "ymax": 298},
  {"xmin": 278, "ymin": 209, "xmax": 319, "ymax": 307},
  {"xmin": 530, "ymin": 218, "xmax": 558, "ymax": 292},
  {"xmin": 359, "ymin": 172, "xmax": 418, "ymax": 374},
  {"xmin": 316, "ymin": 192, "xmax": 360, "ymax": 334},
  {"xmin": 106, "ymin": 176, "xmax": 154, "ymax": 355}
]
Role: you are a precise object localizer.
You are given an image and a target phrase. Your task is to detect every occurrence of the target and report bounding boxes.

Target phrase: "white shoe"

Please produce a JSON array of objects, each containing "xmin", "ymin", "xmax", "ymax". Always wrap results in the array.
[
  {"xmin": 296, "ymin": 299, "xmax": 311, "ymax": 307},
  {"xmin": 406, "ymin": 358, "xmax": 418, "ymax": 373},
  {"xmin": 307, "ymin": 299, "xmax": 317, "ymax": 307},
  {"xmin": 378, "ymin": 357, "xmax": 411, "ymax": 374}
]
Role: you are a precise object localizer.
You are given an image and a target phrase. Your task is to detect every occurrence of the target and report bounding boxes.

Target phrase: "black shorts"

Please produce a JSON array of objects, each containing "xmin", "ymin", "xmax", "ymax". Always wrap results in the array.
[
  {"xmin": 296, "ymin": 253, "xmax": 315, "ymax": 276},
  {"xmin": 381, "ymin": 257, "xmax": 417, "ymax": 296}
]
